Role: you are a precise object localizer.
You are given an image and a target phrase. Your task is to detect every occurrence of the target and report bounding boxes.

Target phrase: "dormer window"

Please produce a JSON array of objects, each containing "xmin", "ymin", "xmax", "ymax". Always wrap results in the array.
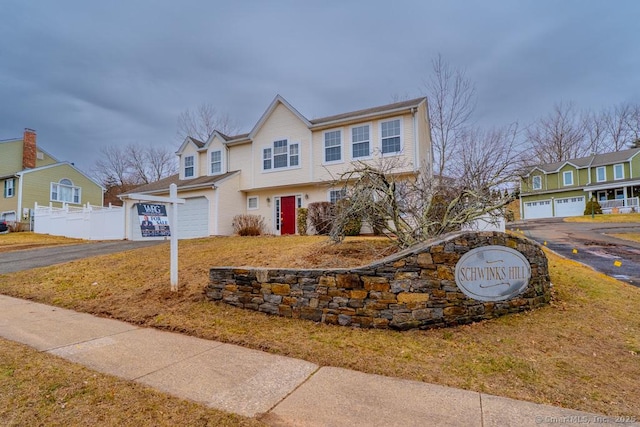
[
  {"xmin": 184, "ymin": 155, "xmax": 194, "ymax": 178},
  {"xmin": 532, "ymin": 175, "xmax": 542, "ymax": 190},
  {"xmin": 210, "ymin": 150, "xmax": 222, "ymax": 174},
  {"xmin": 562, "ymin": 171, "xmax": 573, "ymax": 186}
]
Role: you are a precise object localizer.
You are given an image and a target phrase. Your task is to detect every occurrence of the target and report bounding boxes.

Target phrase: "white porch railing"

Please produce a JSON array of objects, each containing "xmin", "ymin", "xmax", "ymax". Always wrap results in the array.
[{"xmin": 599, "ymin": 197, "xmax": 639, "ymax": 209}]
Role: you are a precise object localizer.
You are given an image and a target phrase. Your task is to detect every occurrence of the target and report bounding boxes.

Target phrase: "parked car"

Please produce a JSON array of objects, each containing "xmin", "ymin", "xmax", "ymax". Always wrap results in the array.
[{"xmin": 0, "ymin": 220, "xmax": 8, "ymax": 233}]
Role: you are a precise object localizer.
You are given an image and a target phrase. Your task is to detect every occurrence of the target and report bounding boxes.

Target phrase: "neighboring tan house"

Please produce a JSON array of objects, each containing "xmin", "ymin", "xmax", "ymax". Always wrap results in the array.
[
  {"xmin": 121, "ymin": 95, "xmax": 432, "ymax": 238},
  {"xmin": 520, "ymin": 148, "xmax": 640, "ymax": 219},
  {"xmin": 0, "ymin": 128, "xmax": 104, "ymax": 226}
]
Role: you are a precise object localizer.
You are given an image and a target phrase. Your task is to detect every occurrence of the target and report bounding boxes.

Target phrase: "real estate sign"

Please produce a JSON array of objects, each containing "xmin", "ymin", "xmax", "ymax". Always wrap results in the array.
[{"xmin": 136, "ymin": 203, "xmax": 171, "ymax": 237}]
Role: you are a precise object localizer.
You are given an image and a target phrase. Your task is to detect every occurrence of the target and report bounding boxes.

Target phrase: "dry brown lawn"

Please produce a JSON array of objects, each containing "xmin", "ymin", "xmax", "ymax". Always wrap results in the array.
[
  {"xmin": 0, "ymin": 338, "xmax": 263, "ymax": 426},
  {"xmin": 564, "ymin": 213, "xmax": 640, "ymax": 223},
  {"xmin": 0, "ymin": 232, "xmax": 86, "ymax": 253},
  {"xmin": 1, "ymin": 235, "xmax": 639, "ymax": 419}
]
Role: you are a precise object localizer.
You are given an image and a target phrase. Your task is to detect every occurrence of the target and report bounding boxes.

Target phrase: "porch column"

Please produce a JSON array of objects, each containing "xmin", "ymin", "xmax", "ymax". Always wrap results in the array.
[{"xmin": 624, "ymin": 185, "xmax": 629, "ymax": 206}]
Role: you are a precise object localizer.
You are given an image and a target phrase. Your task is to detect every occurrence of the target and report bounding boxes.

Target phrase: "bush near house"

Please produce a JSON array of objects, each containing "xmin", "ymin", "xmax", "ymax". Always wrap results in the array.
[
  {"xmin": 232, "ymin": 214, "xmax": 266, "ymax": 236},
  {"xmin": 296, "ymin": 208, "xmax": 308, "ymax": 236},
  {"xmin": 335, "ymin": 199, "xmax": 362, "ymax": 236},
  {"xmin": 307, "ymin": 202, "xmax": 333, "ymax": 235},
  {"xmin": 584, "ymin": 199, "xmax": 603, "ymax": 216}
]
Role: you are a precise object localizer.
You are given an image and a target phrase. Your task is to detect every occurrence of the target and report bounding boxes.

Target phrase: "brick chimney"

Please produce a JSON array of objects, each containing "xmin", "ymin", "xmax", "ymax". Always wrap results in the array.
[{"xmin": 23, "ymin": 128, "xmax": 37, "ymax": 169}]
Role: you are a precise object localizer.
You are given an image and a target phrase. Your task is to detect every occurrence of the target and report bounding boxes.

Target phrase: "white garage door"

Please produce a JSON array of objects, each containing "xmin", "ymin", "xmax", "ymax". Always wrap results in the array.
[
  {"xmin": 177, "ymin": 197, "xmax": 209, "ymax": 239},
  {"xmin": 523, "ymin": 200, "xmax": 552, "ymax": 219},
  {"xmin": 554, "ymin": 196, "xmax": 585, "ymax": 218}
]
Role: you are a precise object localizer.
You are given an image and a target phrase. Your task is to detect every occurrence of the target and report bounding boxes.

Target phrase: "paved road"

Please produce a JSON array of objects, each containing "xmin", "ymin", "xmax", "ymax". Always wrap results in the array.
[
  {"xmin": 0, "ymin": 240, "xmax": 166, "ymax": 274},
  {"xmin": 508, "ymin": 218, "xmax": 640, "ymax": 287}
]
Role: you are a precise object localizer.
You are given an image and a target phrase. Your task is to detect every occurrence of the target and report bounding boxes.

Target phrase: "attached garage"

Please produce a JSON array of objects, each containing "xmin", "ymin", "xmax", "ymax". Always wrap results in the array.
[
  {"xmin": 554, "ymin": 196, "xmax": 585, "ymax": 218},
  {"xmin": 523, "ymin": 200, "xmax": 552, "ymax": 219},
  {"xmin": 177, "ymin": 196, "xmax": 210, "ymax": 238}
]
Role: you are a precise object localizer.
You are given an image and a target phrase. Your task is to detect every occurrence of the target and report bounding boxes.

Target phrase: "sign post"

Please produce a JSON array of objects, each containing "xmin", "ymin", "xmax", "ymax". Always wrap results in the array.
[{"xmin": 127, "ymin": 183, "xmax": 185, "ymax": 291}]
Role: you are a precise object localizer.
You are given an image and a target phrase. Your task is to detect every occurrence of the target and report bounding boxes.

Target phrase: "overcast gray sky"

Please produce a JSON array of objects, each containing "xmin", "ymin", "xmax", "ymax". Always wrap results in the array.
[{"xmin": 1, "ymin": 0, "xmax": 639, "ymax": 174}]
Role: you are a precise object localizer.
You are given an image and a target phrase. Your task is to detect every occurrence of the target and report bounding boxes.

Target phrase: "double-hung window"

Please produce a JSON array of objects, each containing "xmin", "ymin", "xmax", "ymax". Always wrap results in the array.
[
  {"xmin": 329, "ymin": 189, "xmax": 346, "ymax": 204},
  {"xmin": 4, "ymin": 179, "xmax": 15, "ymax": 198},
  {"xmin": 381, "ymin": 119, "xmax": 401, "ymax": 154},
  {"xmin": 263, "ymin": 140, "xmax": 300, "ymax": 170},
  {"xmin": 596, "ymin": 166, "xmax": 606, "ymax": 182},
  {"xmin": 352, "ymin": 125, "xmax": 370, "ymax": 158},
  {"xmin": 532, "ymin": 175, "xmax": 542, "ymax": 190},
  {"xmin": 210, "ymin": 150, "xmax": 222, "ymax": 174},
  {"xmin": 562, "ymin": 171, "xmax": 573, "ymax": 186},
  {"xmin": 324, "ymin": 130, "xmax": 342, "ymax": 163},
  {"xmin": 614, "ymin": 164, "xmax": 624, "ymax": 180},
  {"xmin": 51, "ymin": 179, "xmax": 81, "ymax": 204},
  {"xmin": 184, "ymin": 155, "xmax": 194, "ymax": 178}
]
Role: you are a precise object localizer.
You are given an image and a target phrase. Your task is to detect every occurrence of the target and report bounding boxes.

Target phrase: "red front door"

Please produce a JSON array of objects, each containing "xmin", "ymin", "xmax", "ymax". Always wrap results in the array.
[{"xmin": 280, "ymin": 196, "xmax": 296, "ymax": 235}]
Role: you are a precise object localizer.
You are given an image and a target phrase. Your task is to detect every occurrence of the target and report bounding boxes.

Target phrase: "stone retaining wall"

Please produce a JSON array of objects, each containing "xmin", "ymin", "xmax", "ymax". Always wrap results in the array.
[{"xmin": 205, "ymin": 232, "xmax": 551, "ymax": 330}]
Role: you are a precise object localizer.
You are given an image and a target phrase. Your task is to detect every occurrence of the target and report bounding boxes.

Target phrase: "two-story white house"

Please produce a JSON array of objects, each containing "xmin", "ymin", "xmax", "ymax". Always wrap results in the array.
[{"xmin": 121, "ymin": 95, "xmax": 432, "ymax": 238}]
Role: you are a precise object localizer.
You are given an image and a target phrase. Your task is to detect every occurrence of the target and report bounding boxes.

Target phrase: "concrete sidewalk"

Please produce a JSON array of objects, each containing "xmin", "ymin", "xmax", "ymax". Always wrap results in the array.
[{"xmin": 0, "ymin": 295, "xmax": 630, "ymax": 427}]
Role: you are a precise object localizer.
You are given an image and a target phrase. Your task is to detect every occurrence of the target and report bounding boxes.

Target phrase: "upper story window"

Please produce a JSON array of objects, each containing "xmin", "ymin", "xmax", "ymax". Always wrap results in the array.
[
  {"xmin": 562, "ymin": 171, "xmax": 574, "ymax": 186},
  {"xmin": 184, "ymin": 155, "xmax": 194, "ymax": 178},
  {"xmin": 263, "ymin": 139, "xmax": 300, "ymax": 171},
  {"xmin": 381, "ymin": 119, "xmax": 401, "ymax": 154},
  {"xmin": 614, "ymin": 164, "xmax": 624, "ymax": 180},
  {"xmin": 4, "ymin": 179, "xmax": 15, "ymax": 198},
  {"xmin": 324, "ymin": 130, "xmax": 342, "ymax": 163},
  {"xmin": 51, "ymin": 178, "xmax": 81, "ymax": 204},
  {"xmin": 210, "ymin": 150, "xmax": 222, "ymax": 174},
  {"xmin": 596, "ymin": 166, "xmax": 606, "ymax": 182},
  {"xmin": 532, "ymin": 175, "xmax": 542, "ymax": 190},
  {"xmin": 352, "ymin": 125, "xmax": 370, "ymax": 159}
]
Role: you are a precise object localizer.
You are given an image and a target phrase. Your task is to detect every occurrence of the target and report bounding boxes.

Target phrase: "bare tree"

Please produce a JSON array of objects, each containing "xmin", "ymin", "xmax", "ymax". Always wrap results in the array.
[
  {"xmin": 94, "ymin": 144, "xmax": 178, "ymax": 189},
  {"xmin": 451, "ymin": 124, "xmax": 524, "ymax": 191},
  {"xmin": 176, "ymin": 103, "xmax": 240, "ymax": 142},
  {"xmin": 94, "ymin": 145, "xmax": 132, "ymax": 188},
  {"xmin": 329, "ymin": 157, "xmax": 514, "ymax": 248},
  {"xmin": 627, "ymin": 104, "xmax": 640, "ymax": 148},
  {"xmin": 603, "ymin": 102, "xmax": 633, "ymax": 152},
  {"xmin": 526, "ymin": 102, "xmax": 589, "ymax": 163},
  {"xmin": 583, "ymin": 109, "xmax": 607, "ymax": 154},
  {"xmin": 423, "ymin": 54, "xmax": 476, "ymax": 178}
]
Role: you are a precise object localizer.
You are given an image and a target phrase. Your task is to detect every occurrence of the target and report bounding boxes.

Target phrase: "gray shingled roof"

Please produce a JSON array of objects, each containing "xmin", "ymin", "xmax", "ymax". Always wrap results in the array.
[
  {"xmin": 533, "ymin": 148, "xmax": 640, "ymax": 173},
  {"xmin": 309, "ymin": 97, "xmax": 426, "ymax": 125},
  {"xmin": 120, "ymin": 171, "xmax": 238, "ymax": 195}
]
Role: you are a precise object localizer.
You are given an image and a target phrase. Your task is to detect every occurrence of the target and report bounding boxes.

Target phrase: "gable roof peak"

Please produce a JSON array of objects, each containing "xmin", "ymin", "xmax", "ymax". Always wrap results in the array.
[{"xmin": 248, "ymin": 95, "xmax": 312, "ymax": 138}]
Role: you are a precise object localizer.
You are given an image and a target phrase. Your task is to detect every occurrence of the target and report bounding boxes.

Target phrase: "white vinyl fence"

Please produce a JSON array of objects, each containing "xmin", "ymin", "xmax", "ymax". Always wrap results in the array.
[{"xmin": 34, "ymin": 202, "xmax": 125, "ymax": 240}]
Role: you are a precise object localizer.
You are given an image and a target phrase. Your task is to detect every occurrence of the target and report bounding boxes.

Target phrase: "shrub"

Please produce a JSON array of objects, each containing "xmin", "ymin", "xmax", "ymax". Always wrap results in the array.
[
  {"xmin": 335, "ymin": 199, "xmax": 362, "ymax": 236},
  {"xmin": 307, "ymin": 202, "xmax": 333, "ymax": 235},
  {"xmin": 297, "ymin": 207, "xmax": 308, "ymax": 236},
  {"xmin": 583, "ymin": 199, "xmax": 603, "ymax": 216},
  {"xmin": 232, "ymin": 214, "xmax": 266, "ymax": 236}
]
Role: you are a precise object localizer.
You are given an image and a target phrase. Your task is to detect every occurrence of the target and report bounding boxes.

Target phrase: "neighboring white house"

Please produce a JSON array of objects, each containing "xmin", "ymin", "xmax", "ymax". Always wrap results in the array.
[{"xmin": 120, "ymin": 95, "xmax": 432, "ymax": 238}]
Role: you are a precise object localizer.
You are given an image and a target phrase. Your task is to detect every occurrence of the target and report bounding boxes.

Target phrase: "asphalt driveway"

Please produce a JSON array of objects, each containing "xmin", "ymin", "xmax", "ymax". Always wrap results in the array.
[
  {"xmin": 0, "ymin": 240, "xmax": 166, "ymax": 274},
  {"xmin": 508, "ymin": 218, "xmax": 640, "ymax": 287}
]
